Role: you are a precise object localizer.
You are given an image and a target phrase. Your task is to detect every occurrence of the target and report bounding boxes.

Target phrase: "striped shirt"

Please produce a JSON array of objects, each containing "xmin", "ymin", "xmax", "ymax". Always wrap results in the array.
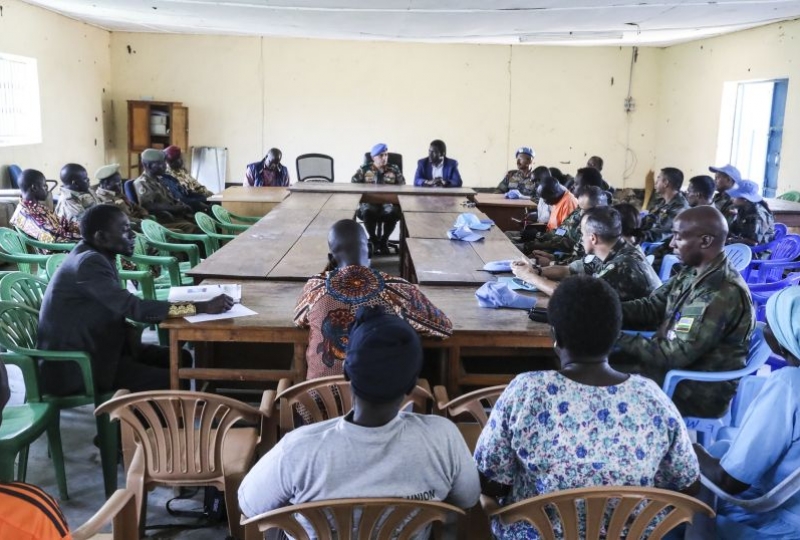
[{"xmin": 0, "ymin": 482, "xmax": 71, "ymax": 540}]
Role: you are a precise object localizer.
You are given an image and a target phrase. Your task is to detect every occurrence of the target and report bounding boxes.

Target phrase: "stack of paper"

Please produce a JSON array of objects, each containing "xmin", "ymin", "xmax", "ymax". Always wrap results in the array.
[{"xmin": 168, "ymin": 283, "xmax": 242, "ymax": 303}]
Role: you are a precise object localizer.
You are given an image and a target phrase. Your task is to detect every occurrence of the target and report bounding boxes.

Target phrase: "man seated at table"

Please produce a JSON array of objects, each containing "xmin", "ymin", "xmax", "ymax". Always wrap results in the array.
[
  {"xmin": 294, "ymin": 219, "xmax": 452, "ymax": 380},
  {"xmin": 709, "ymin": 163, "xmax": 740, "ymax": 224},
  {"xmin": 240, "ymin": 305, "xmax": 479, "ymax": 522},
  {"xmin": 164, "ymin": 145, "xmax": 214, "ymax": 198},
  {"xmin": 586, "ymin": 155, "xmax": 614, "ymax": 192},
  {"xmin": 414, "ymin": 139, "xmax": 462, "ymax": 187},
  {"xmin": 133, "ymin": 148, "xmax": 198, "ymax": 233},
  {"xmin": 55, "ymin": 163, "xmax": 99, "ymax": 224},
  {"xmin": 352, "ymin": 143, "xmax": 405, "ymax": 255},
  {"xmin": 495, "ymin": 146, "xmax": 537, "ymax": 196},
  {"xmin": 245, "ymin": 148, "xmax": 290, "ymax": 187},
  {"xmin": 526, "ymin": 185, "xmax": 606, "ymax": 265},
  {"xmin": 512, "ymin": 206, "xmax": 661, "ymax": 302},
  {"xmin": 640, "ymin": 167, "xmax": 689, "ymax": 243},
  {"xmin": 694, "ymin": 286, "xmax": 800, "ymax": 539},
  {"xmin": 94, "ymin": 163, "xmax": 149, "ymax": 229},
  {"xmin": 38, "ymin": 204, "xmax": 233, "ymax": 397},
  {"xmin": 0, "ymin": 360, "xmax": 71, "ymax": 540},
  {"xmin": 726, "ymin": 179, "xmax": 776, "ymax": 247},
  {"xmin": 10, "ymin": 169, "xmax": 81, "ymax": 244},
  {"xmin": 610, "ymin": 206, "xmax": 755, "ymax": 418},
  {"xmin": 507, "ymin": 174, "xmax": 577, "ymax": 247}
]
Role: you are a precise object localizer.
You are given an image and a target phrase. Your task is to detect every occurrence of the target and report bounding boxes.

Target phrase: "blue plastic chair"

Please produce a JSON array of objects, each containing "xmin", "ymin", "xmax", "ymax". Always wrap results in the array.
[
  {"xmin": 8, "ymin": 165, "xmax": 22, "ymax": 188},
  {"xmin": 724, "ymin": 243, "xmax": 753, "ymax": 276},
  {"xmin": 640, "ymin": 241, "xmax": 663, "ymax": 255},
  {"xmin": 659, "ymin": 253, "xmax": 681, "ymax": 282},
  {"xmin": 662, "ymin": 322, "xmax": 771, "ymax": 447},
  {"xmin": 748, "ymin": 272, "xmax": 800, "ymax": 323},
  {"xmin": 747, "ymin": 234, "xmax": 800, "ymax": 284},
  {"xmin": 716, "ymin": 375, "xmax": 769, "ymax": 442},
  {"xmin": 749, "ymin": 223, "xmax": 786, "ymax": 258}
]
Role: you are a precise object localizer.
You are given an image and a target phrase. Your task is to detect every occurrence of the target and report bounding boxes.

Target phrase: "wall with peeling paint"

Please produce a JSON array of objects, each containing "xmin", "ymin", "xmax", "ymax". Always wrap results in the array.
[
  {"xmin": 658, "ymin": 19, "xmax": 800, "ymax": 193},
  {"xmin": 0, "ymin": 0, "xmax": 111, "ymax": 185},
  {"xmin": 108, "ymin": 33, "xmax": 657, "ymax": 187}
]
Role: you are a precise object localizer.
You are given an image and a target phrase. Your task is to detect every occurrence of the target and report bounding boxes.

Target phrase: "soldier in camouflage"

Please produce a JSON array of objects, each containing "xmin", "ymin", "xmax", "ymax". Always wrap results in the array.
[
  {"xmin": 512, "ymin": 206, "xmax": 660, "ymax": 302},
  {"xmin": 352, "ymin": 143, "xmax": 405, "ymax": 255},
  {"xmin": 640, "ymin": 167, "xmax": 689, "ymax": 243},
  {"xmin": 726, "ymin": 179, "xmax": 776, "ymax": 246},
  {"xmin": 495, "ymin": 147, "xmax": 538, "ymax": 196},
  {"xmin": 709, "ymin": 163, "xmax": 741, "ymax": 226},
  {"xmin": 526, "ymin": 185, "xmax": 606, "ymax": 265},
  {"xmin": 611, "ymin": 206, "xmax": 755, "ymax": 418}
]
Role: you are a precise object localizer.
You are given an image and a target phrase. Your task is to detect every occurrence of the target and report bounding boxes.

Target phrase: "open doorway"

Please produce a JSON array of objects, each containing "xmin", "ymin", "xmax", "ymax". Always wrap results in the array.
[{"xmin": 715, "ymin": 78, "xmax": 789, "ymax": 197}]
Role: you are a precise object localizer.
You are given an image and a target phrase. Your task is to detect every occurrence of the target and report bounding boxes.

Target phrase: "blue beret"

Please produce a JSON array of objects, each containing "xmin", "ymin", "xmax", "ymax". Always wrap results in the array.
[
  {"xmin": 516, "ymin": 147, "xmax": 535, "ymax": 158},
  {"xmin": 370, "ymin": 143, "xmax": 388, "ymax": 157}
]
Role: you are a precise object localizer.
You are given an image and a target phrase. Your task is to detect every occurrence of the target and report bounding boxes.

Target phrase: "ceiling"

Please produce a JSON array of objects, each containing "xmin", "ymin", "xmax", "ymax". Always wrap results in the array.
[{"xmin": 24, "ymin": 0, "xmax": 800, "ymax": 46}]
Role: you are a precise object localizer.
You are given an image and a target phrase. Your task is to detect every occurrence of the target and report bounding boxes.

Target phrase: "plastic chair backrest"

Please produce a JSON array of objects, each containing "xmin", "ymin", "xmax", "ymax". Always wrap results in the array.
[
  {"xmin": 0, "ymin": 272, "xmax": 48, "ymax": 311},
  {"xmin": 212, "ymin": 205, "xmax": 235, "ymax": 225},
  {"xmin": 140, "ymin": 219, "xmax": 168, "ymax": 243},
  {"xmin": 488, "ymin": 485, "xmax": 714, "ymax": 540},
  {"xmin": 123, "ymin": 180, "xmax": 138, "ymax": 205},
  {"xmin": 95, "ymin": 390, "xmax": 264, "ymax": 486},
  {"xmin": 768, "ymin": 234, "xmax": 800, "ymax": 261},
  {"xmin": 658, "ymin": 253, "xmax": 680, "ymax": 282},
  {"xmin": 0, "ymin": 301, "xmax": 40, "ymax": 350},
  {"xmin": 723, "ymin": 243, "xmax": 752, "ymax": 273},
  {"xmin": 434, "ymin": 385, "xmax": 506, "ymax": 428},
  {"xmin": 8, "ymin": 165, "xmax": 22, "ymax": 189},
  {"xmin": 276, "ymin": 375, "xmax": 431, "ymax": 435},
  {"xmin": 748, "ymin": 272, "xmax": 800, "ymax": 322},
  {"xmin": 296, "ymin": 153, "xmax": 334, "ymax": 183},
  {"xmin": 774, "ymin": 223, "xmax": 787, "ymax": 241},
  {"xmin": 777, "ymin": 191, "xmax": 800, "ymax": 202},
  {"xmin": 0, "ymin": 228, "xmax": 37, "ymax": 275},
  {"xmin": 45, "ymin": 253, "xmax": 67, "ymax": 281},
  {"xmin": 242, "ymin": 498, "xmax": 464, "ymax": 540}
]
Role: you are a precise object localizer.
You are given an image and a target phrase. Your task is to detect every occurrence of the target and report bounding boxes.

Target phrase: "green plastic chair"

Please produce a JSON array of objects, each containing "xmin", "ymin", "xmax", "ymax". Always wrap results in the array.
[
  {"xmin": 212, "ymin": 205, "xmax": 260, "ymax": 226},
  {"xmin": 14, "ymin": 227, "xmax": 77, "ymax": 254},
  {"xmin": 141, "ymin": 220, "xmax": 208, "ymax": 267},
  {"xmin": 777, "ymin": 191, "xmax": 800, "ymax": 202},
  {"xmin": 0, "ymin": 301, "xmax": 119, "ymax": 497},
  {"xmin": 0, "ymin": 272, "xmax": 49, "ymax": 311},
  {"xmin": 0, "ymin": 354, "xmax": 67, "ymax": 499},
  {"xmin": 129, "ymin": 233, "xmax": 191, "ymax": 289},
  {"xmin": 194, "ymin": 213, "xmax": 237, "ymax": 254},
  {"xmin": 0, "ymin": 227, "xmax": 49, "ymax": 276},
  {"xmin": 44, "ymin": 253, "xmax": 67, "ymax": 281}
]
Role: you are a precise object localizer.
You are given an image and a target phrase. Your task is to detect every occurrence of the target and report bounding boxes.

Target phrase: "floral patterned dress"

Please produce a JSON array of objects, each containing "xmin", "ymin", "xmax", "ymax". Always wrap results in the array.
[{"xmin": 474, "ymin": 371, "xmax": 699, "ymax": 539}]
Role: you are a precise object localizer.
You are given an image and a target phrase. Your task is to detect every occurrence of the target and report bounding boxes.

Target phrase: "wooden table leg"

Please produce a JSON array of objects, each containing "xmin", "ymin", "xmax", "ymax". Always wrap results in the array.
[{"xmin": 169, "ymin": 330, "xmax": 181, "ymax": 390}]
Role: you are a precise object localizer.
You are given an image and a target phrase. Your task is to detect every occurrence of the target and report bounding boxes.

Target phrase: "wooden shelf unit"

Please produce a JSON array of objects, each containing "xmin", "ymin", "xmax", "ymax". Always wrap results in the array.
[{"xmin": 127, "ymin": 100, "xmax": 188, "ymax": 178}]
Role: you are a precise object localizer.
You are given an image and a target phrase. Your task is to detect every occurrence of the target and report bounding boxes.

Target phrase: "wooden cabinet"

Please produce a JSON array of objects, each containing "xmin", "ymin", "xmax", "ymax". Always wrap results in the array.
[{"xmin": 127, "ymin": 100, "xmax": 188, "ymax": 178}]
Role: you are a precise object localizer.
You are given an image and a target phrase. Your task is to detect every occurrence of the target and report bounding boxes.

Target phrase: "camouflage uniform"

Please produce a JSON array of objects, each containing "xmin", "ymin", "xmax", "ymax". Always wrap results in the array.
[
  {"xmin": 729, "ymin": 201, "xmax": 775, "ymax": 246},
  {"xmin": 611, "ymin": 252, "xmax": 755, "ymax": 418},
  {"xmin": 712, "ymin": 191, "xmax": 735, "ymax": 226},
  {"xmin": 569, "ymin": 239, "xmax": 661, "ymax": 302},
  {"xmin": 524, "ymin": 207, "xmax": 582, "ymax": 255},
  {"xmin": 495, "ymin": 169, "xmax": 538, "ymax": 197},
  {"xmin": 132, "ymin": 172, "xmax": 197, "ymax": 234},
  {"xmin": 640, "ymin": 192, "xmax": 689, "ymax": 243},
  {"xmin": 352, "ymin": 163, "xmax": 405, "ymax": 245}
]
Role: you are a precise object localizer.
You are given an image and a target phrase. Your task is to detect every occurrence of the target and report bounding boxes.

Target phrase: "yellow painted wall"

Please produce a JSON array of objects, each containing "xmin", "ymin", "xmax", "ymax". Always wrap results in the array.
[
  {"xmin": 0, "ymin": 0, "xmax": 111, "ymax": 186},
  {"xmin": 109, "ymin": 33, "xmax": 658, "ymax": 187},
  {"xmin": 658, "ymin": 19, "xmax": 800, "ymax": 193}
]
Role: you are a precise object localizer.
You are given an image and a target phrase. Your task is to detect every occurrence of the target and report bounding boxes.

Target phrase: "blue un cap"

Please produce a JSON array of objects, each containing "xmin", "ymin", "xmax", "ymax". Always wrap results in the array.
[
  {"xmin": 454, "ymin": 213, "xmax": 494, "ymax": 231},
  {"xmin": 708, "ymin": 164, "xmax": 742, "ymax": 184},
  {"xmin": 370, "ymin": 143, "xmax": 388, "ymax": 157},
  {"xmin": 475, "ymin": 282, "xmax": 537, "ymax": 310},
  {"xmin": 516, "ymin": 147, "xmax": 535, "ymax": 158}
]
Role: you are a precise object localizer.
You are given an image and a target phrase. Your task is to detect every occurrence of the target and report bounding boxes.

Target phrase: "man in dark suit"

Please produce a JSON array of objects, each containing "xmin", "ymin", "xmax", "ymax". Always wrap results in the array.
[
  {"xmin": 413, "ymin": 139, "xmax": 463, "ymax": 187},
  {"xmin": 37, "ymin": 204, "xmax": 233, "ymax": 396}
]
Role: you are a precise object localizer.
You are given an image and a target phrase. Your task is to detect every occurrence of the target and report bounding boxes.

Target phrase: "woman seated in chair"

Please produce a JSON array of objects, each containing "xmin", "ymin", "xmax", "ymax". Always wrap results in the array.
[
  {"xmin": 474, "ymin": 276, "xmax": 700, "ymax": 539},
  {"xmin": 695, "ymin": 286, "xmax": 800, "ymax": 540}
]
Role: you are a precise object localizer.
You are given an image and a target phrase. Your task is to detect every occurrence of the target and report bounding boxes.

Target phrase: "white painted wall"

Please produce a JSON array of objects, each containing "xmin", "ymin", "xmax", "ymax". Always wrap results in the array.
[
  {"xmin": 0, "ymin": 0, "xmax": 111, "ymax": 185},
  {"xmin": 657, "ymin": 19, "xmax": 800, "ymax": 193},
  {"xmin": 108, "ymin": 34, "xmax": 659, "ymax": 188}
]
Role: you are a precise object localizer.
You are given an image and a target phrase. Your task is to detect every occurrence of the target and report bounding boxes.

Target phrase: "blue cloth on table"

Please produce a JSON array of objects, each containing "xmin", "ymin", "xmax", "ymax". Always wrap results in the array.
[
  {"xmin": 505, "ymin": 189, "xmax": 522, "ymax": 199},
  {"xmin": 454, "ymin": 213, "xmax": 493, "ymax": 230},
  {"xmin": 475, "ymin": 282, "xmax": 536, "ymax": 309},
  {"xmin": 447, "ymin": 225, "xmax": 484, "ymax": 242},
  {"xmin": 483, "ymin": 260, "xmax": 514, "ymax": 273}
]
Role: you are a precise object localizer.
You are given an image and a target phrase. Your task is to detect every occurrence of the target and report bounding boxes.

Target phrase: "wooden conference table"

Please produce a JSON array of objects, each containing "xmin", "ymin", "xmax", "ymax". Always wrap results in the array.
[
  {"xmin": 207, "ymin": 186, "xmax": 289, "ymax": 217},
  {"xmin": 161, "ymin": 281, "xmax": 549, "ymax": 395},
  {"xmin": 765, "ymin": 197, "xmax": 800, "ymax": 228},
  {"xmin": 172, "ymin": 184, "xmax": 550, "ymax": 394}
]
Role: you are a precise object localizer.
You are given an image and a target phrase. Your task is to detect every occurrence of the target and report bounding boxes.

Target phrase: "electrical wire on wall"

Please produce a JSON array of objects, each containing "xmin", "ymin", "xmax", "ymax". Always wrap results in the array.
[
  {"xmin": 259, "ymin": 36, "xmax": 265, "ymax": 153},
  {"xmin": 622, "ymin": 46, "xmax": 639, "ymax": 184}
]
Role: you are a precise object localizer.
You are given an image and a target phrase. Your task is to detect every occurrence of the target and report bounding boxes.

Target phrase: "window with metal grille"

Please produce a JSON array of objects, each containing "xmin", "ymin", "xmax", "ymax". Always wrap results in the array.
[{"xmin": 0, "ymin": 52, "xmax": 42, "ymax": 147}]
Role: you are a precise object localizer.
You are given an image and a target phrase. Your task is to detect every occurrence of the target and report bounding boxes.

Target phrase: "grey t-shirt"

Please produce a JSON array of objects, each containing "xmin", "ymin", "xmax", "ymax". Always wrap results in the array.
[{"xmin": 239, "ymin": 411, "xmax": 480, "ymax": 524}]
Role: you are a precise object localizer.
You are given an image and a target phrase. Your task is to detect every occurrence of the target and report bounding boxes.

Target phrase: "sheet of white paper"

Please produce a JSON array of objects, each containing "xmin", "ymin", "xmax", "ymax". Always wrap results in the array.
[{"xmin": 184, "ymin": 303, "xmax": 257, "ymax": 323}]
